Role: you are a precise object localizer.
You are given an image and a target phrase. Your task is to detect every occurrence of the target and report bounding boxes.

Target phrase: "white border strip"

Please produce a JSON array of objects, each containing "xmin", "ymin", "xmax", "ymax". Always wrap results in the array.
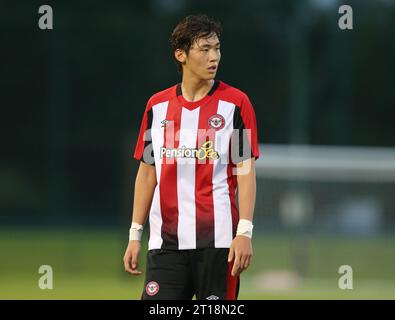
[{"xmin": 255, "ymin": 144, "xmax": 395, "ymax": 182}]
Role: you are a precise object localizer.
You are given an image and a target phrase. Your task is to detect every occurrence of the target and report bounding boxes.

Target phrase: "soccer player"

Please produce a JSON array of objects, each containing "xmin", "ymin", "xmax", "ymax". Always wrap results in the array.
[{"xmin": 123, "ymin": 14, "xmax": 260, "ymax": 300}]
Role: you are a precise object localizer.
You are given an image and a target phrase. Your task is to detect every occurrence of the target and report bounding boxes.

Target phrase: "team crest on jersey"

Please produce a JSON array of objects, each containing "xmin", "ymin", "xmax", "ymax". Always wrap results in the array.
[
  {"xmin": 208, "ymin": 114, "xmax": 225, "ymax": 130},
  {"xmin": 146, "ymin": 281, "xmax": 160, "ymax": 296}
]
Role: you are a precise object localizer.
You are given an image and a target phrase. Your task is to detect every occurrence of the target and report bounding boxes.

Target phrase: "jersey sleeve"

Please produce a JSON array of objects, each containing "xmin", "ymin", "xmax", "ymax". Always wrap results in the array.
[
  {"xmin": 133, "ymin": 101, "xmax": 155, "ymax": 165},
  {"xmin": 231, "ymin": 94, "xmax": 260, "ymax": 164}
]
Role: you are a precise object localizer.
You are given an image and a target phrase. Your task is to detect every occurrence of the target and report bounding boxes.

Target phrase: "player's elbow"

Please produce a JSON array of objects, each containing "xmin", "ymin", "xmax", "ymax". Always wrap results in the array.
[{"xmin": 136, "ymin": 161, "xmax": 157, "ymax": 189}]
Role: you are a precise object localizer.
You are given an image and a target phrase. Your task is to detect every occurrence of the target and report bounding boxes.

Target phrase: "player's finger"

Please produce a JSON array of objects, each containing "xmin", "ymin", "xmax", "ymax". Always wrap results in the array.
[
  {"xmin": 244, "ymin": 254, "xmax": 252, "ymax": 269},
  {"xmin": 124, "ymin": 256, "xmax": 133, "ymax": 273},
  {"xmin": 131, "ymin": 254, "xmax": 138, "ymax": 269},
  {"xmin": 239, "ymin": 254, "xmax": 247, "ymax": 273},
  {"xmin": 130, "ymin": 269, "xmax": 143, "ymax": 275},
  {"xmin": 127, "ymin": 262, "xmax": 142, "ymax": 275},
  {"xmin": 228, "ymin": 246, "xmax": 235, "ymax": 262},
  {"xmin": 130, "ymin": 255, "xmax": 142, "ymax": 275},
  {"xmin": 231, "ymin": 253, "xmax": 241, "ymax": 276},
  {"xmin": 240, "ymin": 253, "xmax": 249, "ymax": 270}
]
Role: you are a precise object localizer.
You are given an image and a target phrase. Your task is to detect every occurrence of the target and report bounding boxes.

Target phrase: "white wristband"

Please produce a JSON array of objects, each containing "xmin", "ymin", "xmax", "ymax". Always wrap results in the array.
[
  {"xmin": 236, "ymin": 219, "xmax": 253, "ymax": 239},
  {"xmin": 129, "ymin": 222, "xmax": 144, "ymax": 241}
]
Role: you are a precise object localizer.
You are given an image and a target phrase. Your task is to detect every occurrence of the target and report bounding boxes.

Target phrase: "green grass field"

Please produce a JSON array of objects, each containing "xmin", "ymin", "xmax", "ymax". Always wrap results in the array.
[{"xmin": 1, "ymin": 228, "xmax": 394, "ymax": 299}]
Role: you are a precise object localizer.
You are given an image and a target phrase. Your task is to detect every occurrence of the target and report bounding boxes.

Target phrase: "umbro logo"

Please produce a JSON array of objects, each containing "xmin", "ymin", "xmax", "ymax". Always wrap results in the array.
[
  {"xmin": 206, "ymin": 295, "xmax": 219, "ymax": 300},
  {"xmin": 161, "ymin": 119, "xmax": 169, "ymax": 128}
]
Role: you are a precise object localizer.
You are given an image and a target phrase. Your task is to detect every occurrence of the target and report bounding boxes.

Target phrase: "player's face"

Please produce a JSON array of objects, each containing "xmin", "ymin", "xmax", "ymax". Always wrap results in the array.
[{"xmin": 184, "ymin": 33, "xmax": 221, "ymax": 80}]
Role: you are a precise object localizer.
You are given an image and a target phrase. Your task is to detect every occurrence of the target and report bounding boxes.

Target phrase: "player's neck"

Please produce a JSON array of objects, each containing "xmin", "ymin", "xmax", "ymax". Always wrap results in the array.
[{"xmin": 180, "ymin": 75, "xmax": 214, "ymax": 102}]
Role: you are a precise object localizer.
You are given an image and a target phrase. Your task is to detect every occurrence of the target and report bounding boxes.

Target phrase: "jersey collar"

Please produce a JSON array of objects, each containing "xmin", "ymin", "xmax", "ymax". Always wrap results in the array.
[{"xmin": 176, "ymin": 80, "xmax": 220, "ymax": 110}]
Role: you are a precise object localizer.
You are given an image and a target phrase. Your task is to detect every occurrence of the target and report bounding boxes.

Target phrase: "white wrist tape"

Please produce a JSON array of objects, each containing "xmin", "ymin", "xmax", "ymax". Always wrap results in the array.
[
  {"xmin": 236, "ymin": 219, "xmax": 253, "ymax": 239},
  {"xmin": 129, "ymin": 222, "xmax": 144, "ymax": 241}
]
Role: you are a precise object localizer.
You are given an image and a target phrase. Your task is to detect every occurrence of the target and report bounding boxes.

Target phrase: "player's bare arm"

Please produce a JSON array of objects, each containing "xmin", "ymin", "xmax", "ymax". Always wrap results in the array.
[
  {"xmin": 123, "ymin": 162, "xmax": 156, "ymax": 275},
  {"xmin": 228, "ymin": 158, "xmax": 256, "ymax": 276}
]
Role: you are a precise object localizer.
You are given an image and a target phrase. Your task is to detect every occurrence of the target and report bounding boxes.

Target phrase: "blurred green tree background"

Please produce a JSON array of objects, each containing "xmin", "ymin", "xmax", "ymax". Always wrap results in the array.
[{"xmin": 1, "ymin": 0, "xmax": 394, "ymax": 299}]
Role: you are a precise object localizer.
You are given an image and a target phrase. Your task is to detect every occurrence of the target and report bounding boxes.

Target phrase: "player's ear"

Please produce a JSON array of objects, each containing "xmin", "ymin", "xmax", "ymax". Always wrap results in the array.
[{"xmin": 174, "ymin": 49, "xmax": 186, "ymax": 63}]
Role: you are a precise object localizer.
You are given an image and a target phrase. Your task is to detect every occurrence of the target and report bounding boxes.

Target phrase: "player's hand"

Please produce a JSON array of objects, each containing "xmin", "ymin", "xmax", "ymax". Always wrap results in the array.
[
  {"xmin": 228, "ymin": 235, "xmax": 253, "ymax": 277},
  {"xmin": 123, "ymin": 240, "xmax": 143, "ymax": 275}
]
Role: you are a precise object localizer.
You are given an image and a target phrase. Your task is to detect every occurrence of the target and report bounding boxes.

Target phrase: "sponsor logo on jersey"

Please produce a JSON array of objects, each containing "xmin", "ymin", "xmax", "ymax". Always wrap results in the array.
[
  {"xmin": 146, "ymin": 281, "xmax": 160, "ymax": 296},
  {"xmin": 206, "ymin": 295, "xmax": 219, "ymax": 300},
  {"xmin": 160, "ymin": 140, "xmax": 219, "ymax": 161},
  {"xmin": 208, "ymin": 114, "xmax": 225, "ymax": 130}
]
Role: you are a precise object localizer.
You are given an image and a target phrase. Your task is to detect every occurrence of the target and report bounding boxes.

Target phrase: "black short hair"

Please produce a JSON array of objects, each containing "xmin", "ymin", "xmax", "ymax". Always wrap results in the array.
[{"xmin": 170, "ymin": 14, "xmax": 222, "ymax": 74}]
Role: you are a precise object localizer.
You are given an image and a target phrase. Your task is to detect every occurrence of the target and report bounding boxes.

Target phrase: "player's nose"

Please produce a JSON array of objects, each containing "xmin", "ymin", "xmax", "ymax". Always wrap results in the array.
[{"xmin": 209, "ymin": 49, "xmax": 220, "ymax": 62}]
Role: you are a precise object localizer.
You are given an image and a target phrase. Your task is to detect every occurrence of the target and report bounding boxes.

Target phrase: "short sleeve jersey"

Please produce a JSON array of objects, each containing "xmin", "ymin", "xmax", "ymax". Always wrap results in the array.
[{"xmin": 134, "ymin": 80, "xmax": 259, "ymax": 250}]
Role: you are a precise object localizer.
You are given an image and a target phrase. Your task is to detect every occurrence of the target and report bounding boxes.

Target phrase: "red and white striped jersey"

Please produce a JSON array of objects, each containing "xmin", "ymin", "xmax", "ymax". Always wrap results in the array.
[{"xmin": 134, "ymin": 80, "xmax": 260, "ymax": 250}]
